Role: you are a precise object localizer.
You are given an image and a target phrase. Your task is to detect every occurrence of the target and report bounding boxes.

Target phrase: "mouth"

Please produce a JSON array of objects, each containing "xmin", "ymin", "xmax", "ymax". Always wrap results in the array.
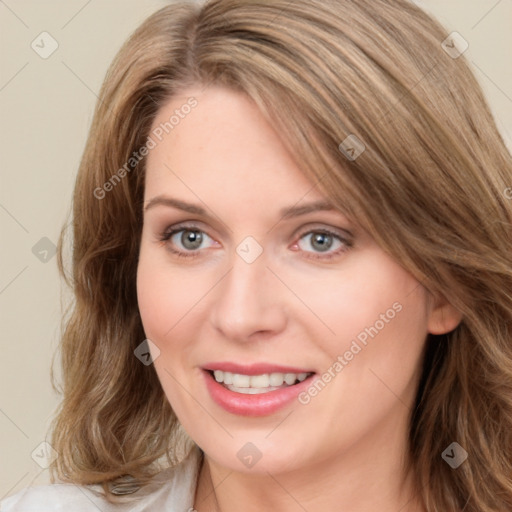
[
  {"xmin": 201, "ymin": 364, "xmax": 317, "ymax": 416},
  {"xmin": 206, "ymin": 369, "xmax": 314, "ymax": 395}
]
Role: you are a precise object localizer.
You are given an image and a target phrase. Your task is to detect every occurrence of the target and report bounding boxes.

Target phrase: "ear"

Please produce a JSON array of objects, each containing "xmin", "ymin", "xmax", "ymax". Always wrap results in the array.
[{"xmin": 427, "ymin": 292, "xmax": 463, "ymax": 335}]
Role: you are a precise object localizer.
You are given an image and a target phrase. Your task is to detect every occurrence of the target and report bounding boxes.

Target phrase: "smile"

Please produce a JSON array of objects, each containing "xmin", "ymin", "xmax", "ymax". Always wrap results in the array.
[
  {"xmin": 202, "ymin": 363, "xmax": 317, "ymax": 416},
  {"xmin": 211, "ymin": 370, "xmax": 312, "ymax": 394}
]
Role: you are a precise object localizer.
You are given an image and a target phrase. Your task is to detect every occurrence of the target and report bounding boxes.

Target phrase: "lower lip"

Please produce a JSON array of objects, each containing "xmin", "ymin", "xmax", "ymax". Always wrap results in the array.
[{"xmin": 202, "ymin": 370, "xmax": 315, "ymax": 417}]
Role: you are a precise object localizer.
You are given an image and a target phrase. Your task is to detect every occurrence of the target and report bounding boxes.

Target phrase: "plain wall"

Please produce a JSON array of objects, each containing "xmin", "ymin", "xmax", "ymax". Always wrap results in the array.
[{"xmin": 1, "ymin": 0, "xmax": 511, "ymax": 500}]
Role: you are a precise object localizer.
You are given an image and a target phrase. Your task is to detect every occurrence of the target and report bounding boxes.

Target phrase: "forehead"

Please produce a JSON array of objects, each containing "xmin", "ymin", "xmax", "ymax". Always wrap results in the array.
[{"xmin": 144, "ymin": 85, "xmax": 329, "ymax": 209}]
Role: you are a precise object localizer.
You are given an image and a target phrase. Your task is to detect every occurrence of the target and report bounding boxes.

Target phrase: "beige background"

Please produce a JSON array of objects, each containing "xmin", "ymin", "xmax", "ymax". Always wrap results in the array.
[{"xmin": 1, "ymin": 0, "xmax": 511, "ymax": 500}]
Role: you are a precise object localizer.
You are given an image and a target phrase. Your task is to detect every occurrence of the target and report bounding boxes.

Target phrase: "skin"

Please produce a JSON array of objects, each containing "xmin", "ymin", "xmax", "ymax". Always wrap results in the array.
[{"xmin": 136, "ymin": 85, "xmax": 462, "ymax": 512}]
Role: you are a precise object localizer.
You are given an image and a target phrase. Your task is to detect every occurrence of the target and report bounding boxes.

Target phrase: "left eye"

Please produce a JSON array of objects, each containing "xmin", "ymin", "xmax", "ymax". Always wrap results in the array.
[
  {"xmin": 292, "ymin": 229, "xmax": 352, "ymax": 260},
  {"xmin": 296, "ymin": 230, "xmax": 345, "ymax": 253}
]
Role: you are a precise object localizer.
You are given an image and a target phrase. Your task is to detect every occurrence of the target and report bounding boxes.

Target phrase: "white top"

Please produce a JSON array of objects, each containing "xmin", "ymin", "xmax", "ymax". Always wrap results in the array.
[{"xmin": 0, "ymin": 445, "xmax": 202, "ymax": 512}]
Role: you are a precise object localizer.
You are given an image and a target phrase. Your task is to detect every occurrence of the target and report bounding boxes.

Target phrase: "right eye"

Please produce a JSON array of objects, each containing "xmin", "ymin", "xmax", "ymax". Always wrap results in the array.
[{"xmin": 159, "ymin": 224, "xmax": 218, "ymax": 258}]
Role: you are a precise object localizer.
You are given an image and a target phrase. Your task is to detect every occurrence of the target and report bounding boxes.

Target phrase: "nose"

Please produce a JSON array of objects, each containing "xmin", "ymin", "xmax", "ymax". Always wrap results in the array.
[{"xmin": 210, "ymin": 246, "xmax": 287, "ymax": 342}]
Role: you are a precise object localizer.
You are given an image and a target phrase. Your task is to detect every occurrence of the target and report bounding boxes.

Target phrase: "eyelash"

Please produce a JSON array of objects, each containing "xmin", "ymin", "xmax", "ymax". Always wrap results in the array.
[{"xmin": 157, "ymin": 223, "xmax": 353, "ymax": 261}]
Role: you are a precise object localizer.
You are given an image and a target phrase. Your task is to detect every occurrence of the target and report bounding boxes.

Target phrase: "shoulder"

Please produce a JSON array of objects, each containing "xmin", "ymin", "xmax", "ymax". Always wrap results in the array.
[
  {"xmin": 1, "ymin": 445, "xmax": 203, "ymax": 512},
  {"xmin": 0, "ymin": 482, "xmax": 108, "ymax": 512}
]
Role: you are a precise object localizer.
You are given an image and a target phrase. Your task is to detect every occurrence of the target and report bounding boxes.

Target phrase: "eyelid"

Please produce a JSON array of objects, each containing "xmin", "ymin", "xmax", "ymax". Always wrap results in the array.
[
  {"xmin": 160, "ymin": 220, "xmax": 210, "ymax": 236},
  {"xmin": 294, "ymin": 222, "xmax": 353, "ymax": 240},
  {"xmin": 160, "ymin": 222, "xmax": 219, "ymax": 247}
]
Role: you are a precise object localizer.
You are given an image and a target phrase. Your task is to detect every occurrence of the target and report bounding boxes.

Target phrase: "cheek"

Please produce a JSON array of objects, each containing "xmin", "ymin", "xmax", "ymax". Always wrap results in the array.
[
  {"xmin": 137, "ymin": 239, "xmax": 189, "ymax": 326},
  {"xmin": 136, "ymin": 252, "xmax": 195, "ymax": 404},
  {"xmin": 136, "ymin": 246, "xmax": 181, "ymax": 343},
  {"xmin": 136, "ymin": 244, "xmax": 216, "ymax": 361},
  {"xmin": 312, "ymin": 276, "xmax": 429, "ymax": 415},
  {"xmin": 136, "ymin": 261, "xmax": 164, "ymax": 340},
  {"xmin": 299, "ymin": 254, "xmax": 430, "ymax": 414},
  {"xmin": 297, "ymin": 273, "xmax": 429, "ymax": 441},
  {"xmin": 290, "ymin": 251, "xmax": 428, "ymax": 355}
]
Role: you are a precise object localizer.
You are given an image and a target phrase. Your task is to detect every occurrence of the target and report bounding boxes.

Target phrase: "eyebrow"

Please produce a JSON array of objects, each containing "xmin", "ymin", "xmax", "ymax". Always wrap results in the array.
[{"xmin": 143, "ymin": 196, "xmax": 337, "ymax": 219}]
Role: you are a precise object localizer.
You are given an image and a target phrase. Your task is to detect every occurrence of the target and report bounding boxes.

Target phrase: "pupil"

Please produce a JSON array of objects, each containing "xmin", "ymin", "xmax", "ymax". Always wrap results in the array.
[
  {"xmin": 312, "ymin": 233, "xmax": 332, "ymax": 252},
  {"xmin": 182, "ymin": 230, "xmax": 202, "ymax": 250}
]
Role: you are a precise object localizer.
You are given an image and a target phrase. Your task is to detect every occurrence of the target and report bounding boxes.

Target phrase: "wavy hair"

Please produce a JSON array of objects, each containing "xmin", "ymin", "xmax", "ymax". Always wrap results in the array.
[{"xmin": 49, "ymin": 0, "xmax": 512, "ymax": 509}]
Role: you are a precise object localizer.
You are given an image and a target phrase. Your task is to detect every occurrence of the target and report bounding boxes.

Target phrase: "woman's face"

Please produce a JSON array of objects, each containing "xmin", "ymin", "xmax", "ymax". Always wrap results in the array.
[{"xmin": 137, "ymin": 85, "xmax": 461, "ymax": 474}]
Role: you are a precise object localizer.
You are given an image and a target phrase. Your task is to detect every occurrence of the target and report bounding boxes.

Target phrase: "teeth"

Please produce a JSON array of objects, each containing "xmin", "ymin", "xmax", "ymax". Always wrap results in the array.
[
  {"xmin": 269, "ymin": 373, "xmax": 285, "ymax": 386},
  {"xmin": 250, "ymin": 374, "xmax": 270, "ymax": 387},
  {"xmin": 284, "ymin": 373, "xmax": 297, "ymax": 385},
  {"xmin": 211, "ymin": 370, "xmax": 311, "ymax": 390},
  {"xmin": 232, "ymin": 374, "xmax": 250, "ymax": 387}
]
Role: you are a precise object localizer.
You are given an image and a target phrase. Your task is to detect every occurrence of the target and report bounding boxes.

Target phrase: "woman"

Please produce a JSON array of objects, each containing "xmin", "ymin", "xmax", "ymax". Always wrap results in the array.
[{"xmin": 2, "ymin": 0, "xmax": 511, "ymax": 511}]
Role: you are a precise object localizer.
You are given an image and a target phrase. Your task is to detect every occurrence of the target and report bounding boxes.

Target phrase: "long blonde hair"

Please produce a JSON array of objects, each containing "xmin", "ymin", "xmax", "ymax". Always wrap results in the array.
[{"xmin": 50, "ymin": 1, "xmax": 512, "ymax": 510}]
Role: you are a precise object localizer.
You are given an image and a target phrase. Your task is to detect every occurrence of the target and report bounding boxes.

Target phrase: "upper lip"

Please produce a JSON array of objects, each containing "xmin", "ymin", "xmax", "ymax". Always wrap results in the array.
[{"xmin": 202, "ymin": 362, "xmax": 315, "ymax": 375}]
